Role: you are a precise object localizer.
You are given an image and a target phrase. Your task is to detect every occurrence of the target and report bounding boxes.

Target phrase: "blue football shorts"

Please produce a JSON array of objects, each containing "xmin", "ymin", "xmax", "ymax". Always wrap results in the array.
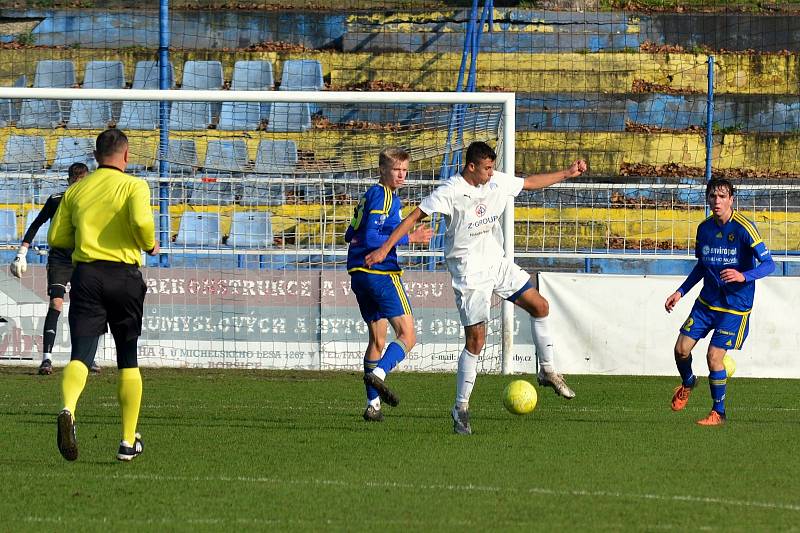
[
  {"xmin": 679, "ymin": 300, "xmax": 751, "ymax": 350},
  {"xmin": 350, "ymin": 271, "xmax": 412, "ymax": 323}
]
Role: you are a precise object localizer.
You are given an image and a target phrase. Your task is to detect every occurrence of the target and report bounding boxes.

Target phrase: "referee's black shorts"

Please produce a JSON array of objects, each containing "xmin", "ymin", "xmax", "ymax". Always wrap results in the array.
[{"xmin": 68, "ymin": 261, "xmax": 147, "ymax": 341}]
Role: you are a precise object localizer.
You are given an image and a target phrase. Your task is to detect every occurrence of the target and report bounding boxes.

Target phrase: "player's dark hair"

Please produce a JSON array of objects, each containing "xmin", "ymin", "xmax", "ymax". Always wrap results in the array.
[
  {"xmin": 95, "ymin": 128, "xmax": 128, "ymax": 161},
  {"xmin": 379, "ymin": 147, "xmax": 410, "ymax": 169},
  {"xmin": 67, "ymin": 162, "xmax": 89, "ymax": 181},
  {"xmin": 465, "ymin": 141, "xmax": 496, "ymax": 166},
  {"xmin": 706, "ymin": 178, "xmax": 734, "ymax": 198}
]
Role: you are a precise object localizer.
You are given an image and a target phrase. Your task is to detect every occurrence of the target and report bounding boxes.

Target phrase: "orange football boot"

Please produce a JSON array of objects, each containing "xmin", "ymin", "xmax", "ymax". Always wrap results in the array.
[
  {"xmin": 671, "ymin": 383, "xmax": 695, "ymax": 411},
  {"xmin": 697, "ymin": 410, "xmax": 726, "ymax": 426}
]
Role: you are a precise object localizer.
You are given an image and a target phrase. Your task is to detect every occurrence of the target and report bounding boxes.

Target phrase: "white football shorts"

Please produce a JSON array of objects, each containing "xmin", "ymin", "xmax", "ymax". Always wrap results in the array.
[{"xmin": 451, "ymin": 257, "xmax": 532, "ymax": 326}]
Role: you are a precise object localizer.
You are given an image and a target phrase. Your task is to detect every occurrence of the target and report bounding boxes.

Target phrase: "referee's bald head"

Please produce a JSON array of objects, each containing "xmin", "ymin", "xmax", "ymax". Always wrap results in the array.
[{"xmin": 95, "ymin": 128, "xmax": 129, "ymax": 163}]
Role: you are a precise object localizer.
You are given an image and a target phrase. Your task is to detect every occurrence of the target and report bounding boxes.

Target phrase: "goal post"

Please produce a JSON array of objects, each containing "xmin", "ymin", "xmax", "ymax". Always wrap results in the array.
[{"xmin": 0, "ymin": 87, "xmax": 521, "ymax": 373}]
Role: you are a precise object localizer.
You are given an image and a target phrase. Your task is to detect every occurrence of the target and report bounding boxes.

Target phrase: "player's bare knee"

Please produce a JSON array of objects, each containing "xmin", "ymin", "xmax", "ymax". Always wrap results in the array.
[{"xmin": 674, "ymin": 346, "xmax": 691, "ymax": 360}]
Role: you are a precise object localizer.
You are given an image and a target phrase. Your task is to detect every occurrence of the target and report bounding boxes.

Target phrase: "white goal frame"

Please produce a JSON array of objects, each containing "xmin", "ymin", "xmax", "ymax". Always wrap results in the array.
[{"xmin": 0, "ymin": 87, "xmax": 519, "ymax": 373}]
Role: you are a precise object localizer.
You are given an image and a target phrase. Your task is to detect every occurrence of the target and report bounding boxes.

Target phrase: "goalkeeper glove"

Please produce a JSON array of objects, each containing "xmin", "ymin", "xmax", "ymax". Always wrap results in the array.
[{"xmin": 9, "ymin": 246, "xmax": 27, "ymax": 278}]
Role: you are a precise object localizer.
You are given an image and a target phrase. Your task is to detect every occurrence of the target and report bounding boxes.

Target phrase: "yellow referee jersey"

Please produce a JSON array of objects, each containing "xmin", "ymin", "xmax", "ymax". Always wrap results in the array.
[{"xmin": 48, "ymin": 166, "xmax": 155, "ymax": 266}]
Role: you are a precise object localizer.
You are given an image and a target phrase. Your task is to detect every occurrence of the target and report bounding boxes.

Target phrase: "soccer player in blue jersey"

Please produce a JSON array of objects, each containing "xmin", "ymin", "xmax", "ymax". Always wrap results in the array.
[
  {"xmin": 345, "ymin": 147, "xmax": 433, "ymax": 422},
  {"xmin": 665, "ymin": 178, "xmax": 775, "ymax": 426}
]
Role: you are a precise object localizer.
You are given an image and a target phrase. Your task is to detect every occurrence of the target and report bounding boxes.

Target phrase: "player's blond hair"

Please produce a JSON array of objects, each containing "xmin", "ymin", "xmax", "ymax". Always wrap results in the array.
[{"xmin": 378, "ymin": 147, "xmax": 410, "ymax": 169}]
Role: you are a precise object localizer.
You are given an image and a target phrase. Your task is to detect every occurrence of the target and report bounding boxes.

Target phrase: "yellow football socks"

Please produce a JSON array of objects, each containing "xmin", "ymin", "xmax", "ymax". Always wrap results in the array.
[
  {"xmin": 118, "ymin": 367, "xmax": 143, "ymax": 444},
  {"xmin": 61, "ymin": 360, "xmax": 89, "ymax": 416}
]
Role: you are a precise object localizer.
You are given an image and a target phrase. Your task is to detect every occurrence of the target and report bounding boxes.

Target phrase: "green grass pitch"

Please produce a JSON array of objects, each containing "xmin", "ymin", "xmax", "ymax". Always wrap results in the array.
[{"xmin": 1, "ymin": 367, "xmax": 798, "ymax": 531}]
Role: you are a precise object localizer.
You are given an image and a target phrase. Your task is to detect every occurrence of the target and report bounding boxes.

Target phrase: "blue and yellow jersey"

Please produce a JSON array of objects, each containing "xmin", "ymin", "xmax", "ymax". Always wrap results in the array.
[
  {"xmin": 679, "ymin": 211, "xmax": 774, "ymax": 312},
  {"xmin": 345, "ymin": 184, "xmax": 409, "ymax": 274}
]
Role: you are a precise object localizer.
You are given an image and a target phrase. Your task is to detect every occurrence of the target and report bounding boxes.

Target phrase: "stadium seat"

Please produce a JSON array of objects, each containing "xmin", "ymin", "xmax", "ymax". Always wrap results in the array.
[
  {"xmin": 266, "ymin": 102, "xmax": 311, "ymax": 132},
  {"xmin": 172, "ymin": 61, "xmax": 224, "ymax": 129},
  {"xmin": 37, "ymin": 179, "xmax": 67, "ymax": 204},
  {"xmin": 204, "ymin": 140, "xmax": 249, "ymax": 173},
  {"xmin": 233, "ymin": 60, "xmax": 274, "ymax": 90},
  {"xmin": 186, "ymin": 180, "xmax": 235, "ymax": 206},
  {"xmin": 118, "ymin": 60, "xmax": 175, "ymax": 130},
  {"xmin": 0, "ymin": 75, "xmax": 27, "ymax": 127},
  {"xmin": 218, "ymin": 102, "xmax": 262, "ymax": 131},
  {"xmin": 227, "ymin": 211, "xmax": 273, "ymax": 248},
  {"xmin": 0, "ymin": 209, "xmax": 18, "ymax": 243},
  {"xmin": 157, "ymin": 139, "xmax": 199, "ymax": 175},
  {"xmin": 239, "ymin": 140, "xmax": 296, "ymax": 206},
  {"xmin": 51, "ymin": 137, "xmax": 96, "ymax": 171},
  {"xmin": 174, "ymin": 211, "xmax": 222, "ymax": 248},
  {"xmin": 239, "ymin": 180, "xmax": 285, "ymax": 207},
  {"xmin": 68, "ymin": 61, "xmax": 126, "ymax": 129},
  {"xmin": 24, "ymin": 208, "xmax": 50, "ymax": 246},
  {"xmin": 181, "ymin": 61, "xmax": 223, "ymax": 90},
  {"xmin": 169, "ymin": 101, "xmax": 213, "ymax": 131},
  {"xmin": 254, "ymin": 140, "xmax": 298, "ymax": 173},
  {"xmin": 18, "ymin": 60, "xmax": 76, "ymax": 128},
  {"xmin": 0, "ymin": 178, "xmax": 36, "ymax": 204},
  {"xmin": 279, "ymin": 59, "xmax": 323, "ymax": 91},
  {"xmin": 218, "ymin": 60, "xmax": 275, "ymax": 131},
  {"xmin": 0, "ymin": 136, "xmax": 47, "ymax": 172}
]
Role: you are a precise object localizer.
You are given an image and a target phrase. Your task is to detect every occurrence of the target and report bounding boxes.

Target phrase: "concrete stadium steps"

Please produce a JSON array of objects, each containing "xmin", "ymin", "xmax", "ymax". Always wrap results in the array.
[
  {"xmin": 2, "ymin": 129, "xmax": 800, "ymax": 177},
  {"xmin": 4, "ymin": 9, "xmax": 799, "ymax": 54},
  {"xmin": 2, "ymin": 50, "xmax": 800, "ymax": 95}
]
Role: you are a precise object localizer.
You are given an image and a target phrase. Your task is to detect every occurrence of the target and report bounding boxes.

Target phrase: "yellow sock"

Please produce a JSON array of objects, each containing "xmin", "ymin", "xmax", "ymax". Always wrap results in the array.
[
  {"xmin": 118, "ymin": 367, "xmax": 143, "ymax": 444},
  {"xmin": 61, "ymin": 360, "xmax": 89, "ymax": 416}
]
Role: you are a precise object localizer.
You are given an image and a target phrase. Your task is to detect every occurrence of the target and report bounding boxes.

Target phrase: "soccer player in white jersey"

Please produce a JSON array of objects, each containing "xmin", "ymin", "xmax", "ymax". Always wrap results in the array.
[{"xmin": 366, "ymin": 141, "xmax": 587, "ymax": 435}]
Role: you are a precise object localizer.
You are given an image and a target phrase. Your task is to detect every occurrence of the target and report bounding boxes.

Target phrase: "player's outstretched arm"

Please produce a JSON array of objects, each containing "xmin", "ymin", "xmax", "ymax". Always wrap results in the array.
[
  {"xmin": 665, "ymin": 291, "xmax": 682, "ymax": 313},
  {"xmin": 365, "ymin": 207, "xmax": 428, "ymax": 267},
  {"xmin": 522, "ymin": 159, "xmax": 587, "ymax": 191}
]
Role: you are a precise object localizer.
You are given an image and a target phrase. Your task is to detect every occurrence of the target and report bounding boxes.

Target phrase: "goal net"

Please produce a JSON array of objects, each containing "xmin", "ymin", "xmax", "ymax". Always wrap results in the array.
[{"xmin": 0, "ymin": 87, "xmax": 523, "ymax": 373}]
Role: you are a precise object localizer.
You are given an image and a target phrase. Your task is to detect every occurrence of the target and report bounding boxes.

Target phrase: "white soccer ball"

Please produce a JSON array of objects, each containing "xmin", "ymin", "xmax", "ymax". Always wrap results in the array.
[{"xmin": 502, "ymin": 379, "xmax": 538, "ymax": 415}]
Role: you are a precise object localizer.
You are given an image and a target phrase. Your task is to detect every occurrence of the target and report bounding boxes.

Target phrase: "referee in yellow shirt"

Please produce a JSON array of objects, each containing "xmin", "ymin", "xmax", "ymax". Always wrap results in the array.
[{"xmin": 48, "ymin": 128, "xmax": 159, "ymax": 462}]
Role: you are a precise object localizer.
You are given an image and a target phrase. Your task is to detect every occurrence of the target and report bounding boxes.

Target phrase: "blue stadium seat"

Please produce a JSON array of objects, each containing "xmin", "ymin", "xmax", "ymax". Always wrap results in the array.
[
  {"xmin": 0, "ymin": 136, "xmax": 47, "ymax": 172},
  {"xmin": 218, "ymin": 61, "xmax": 275, "ymax": 130},
  {"xmin": 181, "ymin": 61, "xmax": 223, "ymax": 90},
  {"xmin": 51, "ymin": 137, "xmax": 96, "ymax": 171},
  {"xmin": 37, "ymin": 179, "xmax": 67, "ymax": 204},
  {"xmin": 254, "ymin": 140, "xmax": 298, "ymax": 173},
  {"xmin": 0, "ymin": 75, "xmax": 26, "ymax": 127},
  {"xmin": 174, "ymin": 212, "xmax": 222, "ymax": 248},
  {"xmin": 25, "ymin": 208, "xmax": 50, "ymax": 246},
  {"xmin": 19, "ymin": 60, "xmax": 76, "ymax": 128},
  {"xmin": 169, "ymin": 101, "xmax": 213, "ymax": 130},
  {"xmin": 227, "ymin": 211, "xmax": 273, "ymax": 248},
  {"xmin": 239, "ymin": 180, "xmax": 285, "ymax": 207},
  {"xmin": 233, "ymin": 60, "xmax": 274, "ymax": 90},
  {"xmin": 218, "ymin": 102, "xmax": 262, "ymax": 131},
  {"xmin": 68, "ymin": 61, "xmax": 126, "ymax": 129},
  {"xmin": 0, "ymin": 178, "xmax": 36, "ymax": 204},
  {"xmin": 203, "ymin": 140, "xmax": 249, "ymax": 173},
  {"xmin": 266, "ymin": 102, "xmax": 311, "ymax": 132},
  {"xmin": 118, "ymin": 60, "xmax": 175, "ymax": 130},
  {"xmin": 186, "ymin": 180, "xmax": 235, "ymax": 206},
  {"xmin": 156, "ymin": 139, "xmax": 198, "ymax": 175},
  {"xmin": 0, "ymin": 209, "xmax": 18, "ymax": 243},
  {"xmin": 174, "ymin": 61, "xmax": 224, "ymax": 128},
  {"xmin": 279, "ymin": 59, "xmax": 323, "ymax": 91},
  {"xmin": 33, "ymin": 60, "xmax": 77, "ymax": 88}
]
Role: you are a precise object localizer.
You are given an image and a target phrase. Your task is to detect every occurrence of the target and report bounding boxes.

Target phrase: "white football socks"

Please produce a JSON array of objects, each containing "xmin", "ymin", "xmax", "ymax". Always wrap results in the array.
[
  {"xmin": 455, "ymin": 348, "xmax": 479, "ymax": 409},
  {"xmin": 532, "ymin": 316, "xmax": 555, "ymax": 373}
]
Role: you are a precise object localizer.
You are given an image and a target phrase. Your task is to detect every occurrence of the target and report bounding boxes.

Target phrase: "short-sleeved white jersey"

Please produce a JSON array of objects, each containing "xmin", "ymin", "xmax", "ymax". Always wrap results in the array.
[{"xmin": 418, "ymin": 170, "xmax": 524, "ymax": 277}]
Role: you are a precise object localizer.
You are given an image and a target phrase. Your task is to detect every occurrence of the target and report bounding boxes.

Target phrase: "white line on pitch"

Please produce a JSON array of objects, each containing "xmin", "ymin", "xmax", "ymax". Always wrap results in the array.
[{"xmin": 10, "ymin": 471, "xmax": 800, "ymax": 513}]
